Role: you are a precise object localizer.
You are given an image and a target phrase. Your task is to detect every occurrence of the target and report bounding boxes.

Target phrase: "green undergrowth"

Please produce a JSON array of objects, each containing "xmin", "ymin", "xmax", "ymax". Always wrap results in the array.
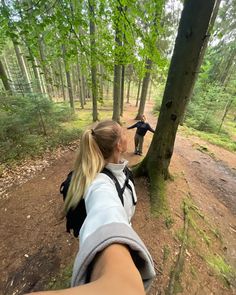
[
  {"xmin": 0, "ymin": 97, "xmax": 116, "ymax": 168},
  {"xmin": 180, "ymin": 125, "xmax": 236, "ymax": 152},
  {"xmin": 206, "ymin": 254, "xmax": 236, "ymax": 288},
  {"xmin": 47, "ymin": 264, "xmax": 73, "ymax": 290},
  {"xmin": 176, "ymin": 197, "xmax": 234, "ymax": 289}
]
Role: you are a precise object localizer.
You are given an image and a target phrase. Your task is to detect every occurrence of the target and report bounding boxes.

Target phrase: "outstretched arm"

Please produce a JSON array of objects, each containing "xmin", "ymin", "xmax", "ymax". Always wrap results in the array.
[
  {"xmin": 25, "ymin": 244, "xmax": 145, "ymax": 295},
  {"xmin": 147, "ymin": 124, "xmax": 155, "ymax": 133},
  {"xmin": 127, "ymin": 122, "xmax": 138, "ymax": 129}
]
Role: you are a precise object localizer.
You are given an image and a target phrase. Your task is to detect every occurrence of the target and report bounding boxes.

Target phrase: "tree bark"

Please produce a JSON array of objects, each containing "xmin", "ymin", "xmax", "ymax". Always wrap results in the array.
[
  {"xmin": 220, "ymin": 48, "xmax": 236, "ymax": 86},
  {"xmin": 148, "ymin": 80, "xmax": 152, "ymax": 101},
  {"xmin": 126, "ymin": 77, "xmax": 131, "ymax": 103},
  {"xmin": 89, "ymin": 0, "xmax": 98, "ymax": 121},
  {"xmin": 112, "ymin": 5, "xmax": 123, "ymax": 123},
  {"xmin": 135, "ymin": 79, "xmax": 141, "ymax": 107},
  {"xmin": 13, "ymin": 43, "xmax": 32, "ymax": 92},
  {"xmin": 120, "ymin": 65, "xmax": 125, "ymax": 116},
  {"xmin": 99, "ymin": 64, "xmax": 104, "ymax": 102},
  {"xmin": 58, "ymin": 60, "xmax": 66, "ymax": 101},
  {"xmin": 38, "ymin": 35, "xmax": 52, "ymax": 98},
  {"xmin": 62, "ymin": 45, "xmax": 75, "ymax": 110},
  {"xmin": 135, "ymin": 0, "xmax": 216, "ymax": 206},
  {"xmin": 0, "ymin": 59, "xmax": 12, "ymax": 92},
  {"xmin": 77, "ymin": 61, "xmax": 85, "ymax": 109},
  {"xmin": 135, "ymin": 58, "xmax": 152, "ymax": 119},
  {"xmin": 218, "ymin": 98, "xmax": 233, "ymax": 133},
  {"xmin": 180, "ymin": 0, "xmax": 221, "ymax": 124}
]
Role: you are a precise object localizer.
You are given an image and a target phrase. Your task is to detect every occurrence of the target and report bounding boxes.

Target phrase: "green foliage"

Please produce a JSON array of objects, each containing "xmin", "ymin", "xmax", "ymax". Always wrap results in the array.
[
  {"xmin": 0, "ymin": 93, "xmax": 79, "ymax": 164},
  {"xmin": 186, "ymin": 82, "xmax": 229, "ymax": 133},
  {"xmin": 165, "ymin": 215, "xmax": 174, "ymax": 229},
  {"xmin": 181, "ymin": 126, "xmax": 236, "ymax": 152},
  {"xmin": 206, "ymin": 254, "xmax": 236, "ymax": 288},
  {"xmin": 47, "ymin": 264, "xmax": 73, "ymax": 290}
]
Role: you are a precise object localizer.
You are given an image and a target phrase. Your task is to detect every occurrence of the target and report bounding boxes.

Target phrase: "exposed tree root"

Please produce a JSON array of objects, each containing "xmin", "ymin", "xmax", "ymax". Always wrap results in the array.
[{"xmin": 166, "ymin": 201, "xmax": 189, "ymax": 295}]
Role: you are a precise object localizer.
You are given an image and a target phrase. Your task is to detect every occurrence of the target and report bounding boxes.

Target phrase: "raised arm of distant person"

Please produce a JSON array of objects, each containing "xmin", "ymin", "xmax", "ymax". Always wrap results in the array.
[
  {"xmin": 127, "ymin": 122, "xmax": 139, "ymax": 129},
  {"xmin": 147, "ymin": 123, "xmax": 155, "ymax": 133}
]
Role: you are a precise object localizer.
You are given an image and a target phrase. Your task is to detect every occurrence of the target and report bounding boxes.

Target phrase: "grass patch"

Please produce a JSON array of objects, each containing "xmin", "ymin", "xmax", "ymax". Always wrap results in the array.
[
  {"xmin": 206, "ymin": 254, "xmax": 236, "ymax": 288},
  {"xmin": 180, "ymin": 125, "xmax": 236, "ymax": 152},
  {"xmin": 163, "ymin": 245, "xmax": 171, "ymax": 265},
  {"xmin": 165, "ymin": 215, "xmax": 174, "ymax": 229}
]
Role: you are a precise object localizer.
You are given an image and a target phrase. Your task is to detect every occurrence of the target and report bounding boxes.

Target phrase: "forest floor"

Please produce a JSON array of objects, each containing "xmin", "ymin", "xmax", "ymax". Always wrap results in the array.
[{"xmin": 0, "ymin": 100, "xmax": 236, "ymax": 295}]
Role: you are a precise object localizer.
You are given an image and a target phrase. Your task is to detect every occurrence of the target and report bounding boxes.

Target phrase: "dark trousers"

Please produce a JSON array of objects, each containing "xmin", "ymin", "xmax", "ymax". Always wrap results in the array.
[{"xmin": 134, "ymin": 134, "xmax": 144, "ymax": 153}]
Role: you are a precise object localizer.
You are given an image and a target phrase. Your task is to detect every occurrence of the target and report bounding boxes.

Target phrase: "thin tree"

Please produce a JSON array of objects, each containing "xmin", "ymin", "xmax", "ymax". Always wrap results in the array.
[
  {"xmin": 120, "ymin": 65, "xmax": 125, "ymax": 116},
  {"xmin": 88, "ymin": 0, "xmax": 98, "ymax": 121},
  {"xmin": 0, "ymin": 59, "xmax": 12, "ymax": 92},
  {"xmin": 135, "ymin": 79, "xmax": 141, "ymax": 107},
  {"xmin": 62, "ymin": 44, "xmax": 75, "ymax": 111},
  {"xmin": 135, "ymin": 58, "xmax": 152, "ymax": 119},
  {"xmin": 135, "ymin": 0, "xmax": 216, "ymax": 208}
]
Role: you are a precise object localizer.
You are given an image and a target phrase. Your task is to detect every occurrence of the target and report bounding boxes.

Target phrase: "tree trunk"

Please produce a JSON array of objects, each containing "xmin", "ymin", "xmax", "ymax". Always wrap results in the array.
[
  {"xmin": 3, "ymin": 56, "xmax": 15, "ymax": 91},
  {"xmin": 0, "ymin": 59, "xmax": 12, "ymax": 92},
  {"xmin": 27, "ymin": 46, "xmax": 44, "ymax": 94},
  {"xmin": 62, "ymin": 45, "xmax": 75, "ymax": 110},
  {"xmin": 38, "ymin": 35, "xmax": 52, "ymax": 98},
  {"xmin": 58, "ymin": 60, "xmax": 66, "ymax": 101},
  {"xmin": 220, "ymin": 48, "xmax": 236, "ymax": 85},
  {"xmin": 135, "ymin": 79, "xmax": 141, "ymax": 107},
  {"xmin": 180, "ymin": 0, "xmax": 221, "ymax": 124},
  {"xmin": 218, "ymin": 99, "xmax": 233, "ymax": 133},
  {"xmin": 89, "ymin": 0, "xmax": 98, "ymax": 121},
  {"xmin": 135, "ymin": 0, "xmax": 216, "ymax": 207},
  {"xmin": 77, "ymin": 61, "xmax": 85, "ymax": 109},
  {"xmin": 120, "ymin": 65, "xmax": 125, "ymax": 116},
  {"xmin": 112, "ymin": 5, "xmax": 122, "ymax": 123},
  {"xmin": 126, "ymin": 77, "xmax": 131, "ymax": 103},
  {"xmin": 135, "ymin": 58, "xmax": 152, "ymax": 119},
  {"xmin": 148, "ymin": 80, "xmax": 152, "ymax": 101},
  {"xmin": 99, "ymin": 64, "xmax": 104, "ymax": 102},
  {"xmin": 112, "ymin": 64, "xmax": 122, "ymax": 122},
  {"xmin": 13, "ymin": 43, "xmax": 32, "ymax": 92}
]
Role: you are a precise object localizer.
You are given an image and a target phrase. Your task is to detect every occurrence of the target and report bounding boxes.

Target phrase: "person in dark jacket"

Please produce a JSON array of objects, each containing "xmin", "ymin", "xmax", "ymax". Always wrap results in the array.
[{"xmin": 127, "ymin": 115, "xmax": 155, "ymax": 155}]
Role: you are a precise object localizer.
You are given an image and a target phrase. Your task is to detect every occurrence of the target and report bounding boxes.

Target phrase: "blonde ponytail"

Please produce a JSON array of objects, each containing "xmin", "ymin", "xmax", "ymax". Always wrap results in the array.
[{"xmin": 65, "ymin": 120, "xmax": 121, "ymax": 212}]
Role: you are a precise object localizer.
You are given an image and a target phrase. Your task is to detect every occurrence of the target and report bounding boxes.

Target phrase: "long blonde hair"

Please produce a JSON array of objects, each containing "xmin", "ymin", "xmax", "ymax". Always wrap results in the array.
[{"xmin": 64, "ymin": 120, "xmax": 121, "ymax": 212}]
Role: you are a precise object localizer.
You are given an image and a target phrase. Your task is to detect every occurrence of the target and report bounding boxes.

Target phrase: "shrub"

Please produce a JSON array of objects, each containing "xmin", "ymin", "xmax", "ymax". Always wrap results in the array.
[{"xmin": 0, "ymin": 93, "xmax": 79, "ymax": 164}]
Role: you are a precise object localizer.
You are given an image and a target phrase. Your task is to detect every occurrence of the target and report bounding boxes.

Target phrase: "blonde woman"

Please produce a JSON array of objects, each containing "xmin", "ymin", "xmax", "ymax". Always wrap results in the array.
[{"xmin": 26, "ymin": 120, "xmax": 155, "ymax": 295}]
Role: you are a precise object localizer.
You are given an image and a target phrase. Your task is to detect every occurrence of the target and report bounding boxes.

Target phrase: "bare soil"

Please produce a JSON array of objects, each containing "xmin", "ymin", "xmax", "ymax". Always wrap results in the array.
[{"xmin": 0, "ymin": 101, "xmax": 235, "ymax": 295}]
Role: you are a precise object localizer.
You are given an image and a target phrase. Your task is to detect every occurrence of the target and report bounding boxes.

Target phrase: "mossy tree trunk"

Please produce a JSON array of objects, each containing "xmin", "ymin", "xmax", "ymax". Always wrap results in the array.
[{"xmin": 135, "ymin": 0, "xmax": 216, "ymax": 206}]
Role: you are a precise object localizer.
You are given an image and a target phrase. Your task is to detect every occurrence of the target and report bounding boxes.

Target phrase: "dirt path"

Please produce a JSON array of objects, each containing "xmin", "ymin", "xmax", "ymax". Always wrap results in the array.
[{"xmin": 0, "ymin": 101, "xmax": 235, "ymax": 295}]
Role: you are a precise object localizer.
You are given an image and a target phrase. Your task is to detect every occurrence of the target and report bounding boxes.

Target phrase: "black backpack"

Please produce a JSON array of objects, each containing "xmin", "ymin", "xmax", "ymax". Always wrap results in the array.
[{"xmin": 60, "ymin": 167, "xmax": 136, "ymax": 238}]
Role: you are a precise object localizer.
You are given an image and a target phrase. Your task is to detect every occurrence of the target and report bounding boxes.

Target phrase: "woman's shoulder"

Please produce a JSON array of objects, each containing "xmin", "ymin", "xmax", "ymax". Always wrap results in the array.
[{"xmin": 85, "ymin": 173, "xmax": 116, "ymax": 195}]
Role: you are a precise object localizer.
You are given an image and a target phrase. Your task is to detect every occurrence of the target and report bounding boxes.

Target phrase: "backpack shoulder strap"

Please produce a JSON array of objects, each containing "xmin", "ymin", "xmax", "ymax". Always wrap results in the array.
[{"xmin": 101, "ymin": 168, "xmax": 124, "ymax": 205}]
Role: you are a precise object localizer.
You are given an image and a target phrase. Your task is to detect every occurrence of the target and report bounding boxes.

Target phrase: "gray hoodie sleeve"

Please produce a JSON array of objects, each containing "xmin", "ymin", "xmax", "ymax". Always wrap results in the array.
[
  {"xmin": 71, "ymin": 223, "xmax": 156, "ymax": 292},
  {"xmin": 71, "ymin": 178, "xmax": 156, "ymax": 291}
]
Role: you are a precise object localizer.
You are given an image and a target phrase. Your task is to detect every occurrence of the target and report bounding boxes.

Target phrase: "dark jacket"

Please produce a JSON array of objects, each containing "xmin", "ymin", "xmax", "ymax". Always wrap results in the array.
[{"xmin": 127, "ymin": 121, "xmax": 155, "ymax": 136}]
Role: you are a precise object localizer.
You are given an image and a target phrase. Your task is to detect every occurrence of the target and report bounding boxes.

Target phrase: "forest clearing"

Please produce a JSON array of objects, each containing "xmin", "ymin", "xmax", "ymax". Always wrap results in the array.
[
  {"xmin": 0, "ymin": 101, "xmax": 235, "ymax": 295},
  {"xmin": 0, "ymin": 0, "xmax": 236, "ymax": 294}
]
